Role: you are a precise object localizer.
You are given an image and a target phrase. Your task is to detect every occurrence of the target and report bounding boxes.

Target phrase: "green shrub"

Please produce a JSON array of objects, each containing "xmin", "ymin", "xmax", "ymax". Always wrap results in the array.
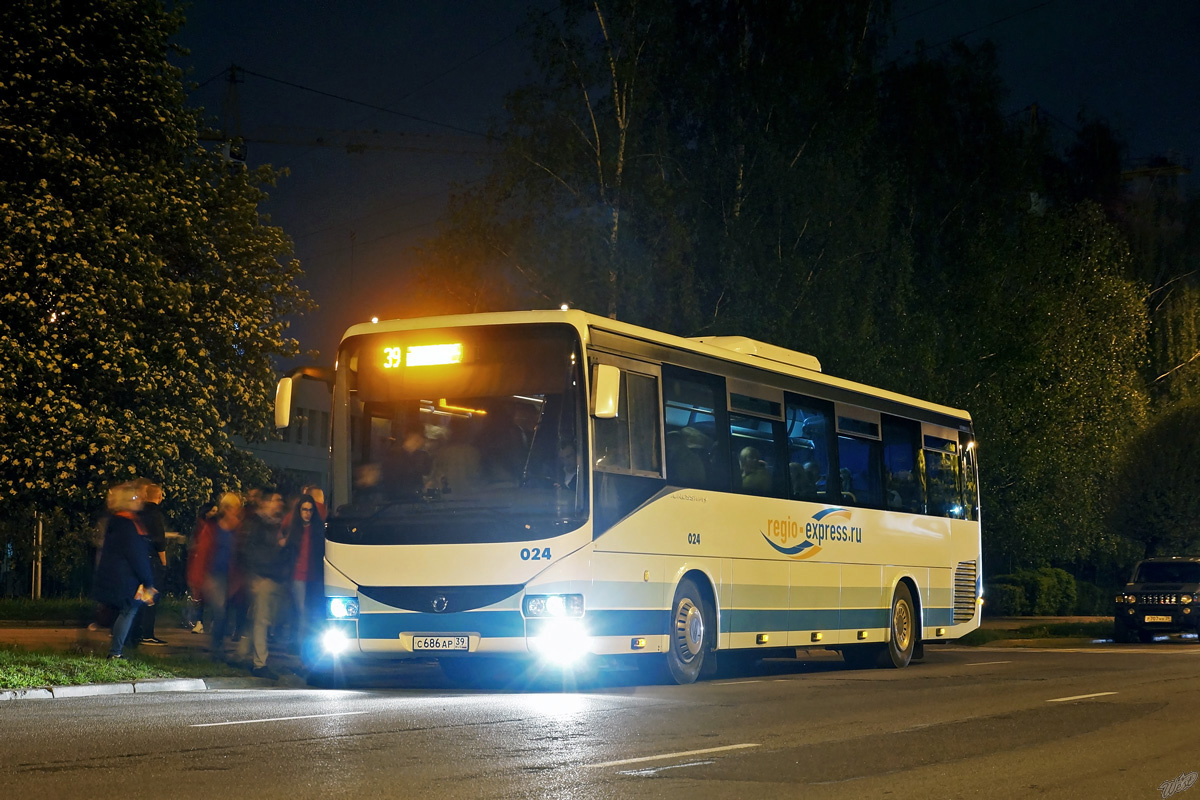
[
  {"xmin": 1073, "ymin": 580, "xmax": 1116, "ymax": 615},
  {"xmin": 988, "ymin": 568, "xmax": 1077, "ymax": 615},
  {"xmin": 983, "ymin": 581, "xmax": 1028, "ymax": 616}
]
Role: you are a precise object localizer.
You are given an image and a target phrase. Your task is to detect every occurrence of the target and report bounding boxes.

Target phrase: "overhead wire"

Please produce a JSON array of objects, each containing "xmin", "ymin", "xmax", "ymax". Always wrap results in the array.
[{"xmin": 885, "ymin": 0, "xmax": 1059, "ymax": 66}]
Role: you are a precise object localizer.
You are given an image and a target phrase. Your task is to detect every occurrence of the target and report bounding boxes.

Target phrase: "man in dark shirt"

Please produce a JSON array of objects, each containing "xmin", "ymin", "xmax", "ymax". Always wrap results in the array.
[{"xmin": 237, "ymin": 492, "xmax": 296, "ymax": 678}]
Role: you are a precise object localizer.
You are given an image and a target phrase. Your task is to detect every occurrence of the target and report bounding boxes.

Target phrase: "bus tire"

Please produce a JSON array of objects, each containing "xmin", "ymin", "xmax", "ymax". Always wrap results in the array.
[
  {"xmin": 665, "ymin": 578, "xmax": 710, "ymax": 685},
  {"xmin": 882, "ymin": 582, "xmax": 917, "ymax": 669}
]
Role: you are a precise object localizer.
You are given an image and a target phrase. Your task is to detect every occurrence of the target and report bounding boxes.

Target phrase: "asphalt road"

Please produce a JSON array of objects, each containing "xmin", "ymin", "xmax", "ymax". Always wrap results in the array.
[{"xmin": 2, "ymin": 642, "xmax": 1198, "ymax": 800}]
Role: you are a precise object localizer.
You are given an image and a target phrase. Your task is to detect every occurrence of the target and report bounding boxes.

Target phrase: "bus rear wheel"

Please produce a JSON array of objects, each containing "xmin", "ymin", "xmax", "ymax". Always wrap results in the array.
[
  {"xmin": 882, "ymin": 582, "xmax": 917, "ymax": 668},
  {"xmin": 665, "ymin": 578, "xmax": 710, "ymax": 684}
]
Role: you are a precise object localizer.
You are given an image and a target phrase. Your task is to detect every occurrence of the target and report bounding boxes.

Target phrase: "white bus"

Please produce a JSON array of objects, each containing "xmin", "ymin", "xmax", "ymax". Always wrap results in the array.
[{"xmin": 295, "ymin": 309, "xmax": 980, "ymax": 684}]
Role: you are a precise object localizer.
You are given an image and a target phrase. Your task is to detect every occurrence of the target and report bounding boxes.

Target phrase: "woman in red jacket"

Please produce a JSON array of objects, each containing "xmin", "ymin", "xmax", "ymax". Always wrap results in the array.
[{"xmin": 187, "ymin": 492, "xmax": 243, "ymax": 662}]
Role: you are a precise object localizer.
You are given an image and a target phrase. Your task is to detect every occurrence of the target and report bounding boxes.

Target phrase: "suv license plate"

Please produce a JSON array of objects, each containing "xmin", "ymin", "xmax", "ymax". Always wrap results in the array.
[
  {"xmin": 413, "ymin": 635, "xmax": 469, "ymax": 651},
  {"xmin": 1144, "ymin": 615, "xmax": 1173, "ymax": 623}
]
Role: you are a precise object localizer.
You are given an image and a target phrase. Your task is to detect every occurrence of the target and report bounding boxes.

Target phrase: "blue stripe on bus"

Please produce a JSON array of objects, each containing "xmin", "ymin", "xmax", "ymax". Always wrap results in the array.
[
  {"xmin": 923, "ymin": 607, "xmax": 955, "ymax": 627},
  {"xmin": 355, "ymin": 606, "xmax": 959, "ymax": 640},
  {"xmin": 563, "ymin": 609, "xmax": 669, "ymax": 637}
]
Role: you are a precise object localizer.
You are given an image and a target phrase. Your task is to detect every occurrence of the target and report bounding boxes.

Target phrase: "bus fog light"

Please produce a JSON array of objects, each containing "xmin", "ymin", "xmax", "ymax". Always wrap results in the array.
[
  {"xmin": 530, "ymin": 619, "xmax": 589, "ymax": 665},
  {"xmin": 322, "ymin": 627, "xmax": 352, "ymax": 656}
]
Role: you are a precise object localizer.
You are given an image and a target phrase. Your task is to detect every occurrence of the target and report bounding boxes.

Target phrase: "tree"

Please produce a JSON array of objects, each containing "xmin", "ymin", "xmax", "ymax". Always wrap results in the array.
[
  {"xmin": 417, "ymin": 0, "xmax": 892, "ymax": 343},
  {"xmin": 419, "ymin": 3, "xmax": 1152, "ymax": 573},
  {"xmin": 1108, "ymin": 397, "xmax": 1200, "ymax": 557},
  {"xmin": 0, "ymin": 0, "xmax": 310, "ymax": 550}
]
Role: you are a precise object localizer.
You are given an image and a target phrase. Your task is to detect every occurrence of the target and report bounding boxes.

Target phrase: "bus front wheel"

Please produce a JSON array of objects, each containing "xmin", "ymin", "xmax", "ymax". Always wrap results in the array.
[{"xmin": 665, "ymin": 578, "xmax": 711, "ymax": 684}]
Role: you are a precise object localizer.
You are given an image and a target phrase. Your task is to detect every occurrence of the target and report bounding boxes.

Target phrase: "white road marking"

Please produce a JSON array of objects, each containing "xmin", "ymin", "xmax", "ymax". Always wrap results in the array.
[
  {"xmin": 713, "ymin": 680, "xmax": 763, "ymax": 685},
  {"xmin": 190, "ymin": 711, "xmax": 369, "ymax": 728},
  {"xmin": 965, "ymin": 660, "xmax": 1011, "ymax": 666},
  {"xmin": 619, "ymin": 760, "xmax": 715, "ymax": 776},
  {"xmin": 587, "ymin": 743, "xmax": 760, "ymax": 769},
  {"xmin": 1046, "ymin": 691, "xmax": 1118, "ymax": 703}
]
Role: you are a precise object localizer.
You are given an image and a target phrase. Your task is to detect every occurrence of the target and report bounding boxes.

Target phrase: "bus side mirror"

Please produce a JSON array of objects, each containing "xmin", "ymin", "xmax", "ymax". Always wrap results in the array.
[
  {"xmin": 274, "ymin": 376, "xmax": 293, "ymax": 429},
  {"xmin": 592, "ymin": 364, "xmax": 620, "ymax": 419}
]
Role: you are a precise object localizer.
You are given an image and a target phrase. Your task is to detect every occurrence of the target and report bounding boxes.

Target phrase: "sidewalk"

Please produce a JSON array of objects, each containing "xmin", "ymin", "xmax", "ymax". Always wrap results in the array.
[{"xmin": 0, "ymin": 618, "xmax": 301, "ymax": 672}]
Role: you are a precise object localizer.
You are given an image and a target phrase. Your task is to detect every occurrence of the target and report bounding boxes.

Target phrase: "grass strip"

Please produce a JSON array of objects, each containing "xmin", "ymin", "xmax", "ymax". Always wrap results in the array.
[
  {"xmin": 958, "ymin": 621, "xmax": 1114, "ymax": 645},
  {"xmin": 0, "ymin": 644, "xmax": 247, "ymax": 690},
  {"xmin": 0, "ymin": 597, "xmax": 188, "ymax": 622}
]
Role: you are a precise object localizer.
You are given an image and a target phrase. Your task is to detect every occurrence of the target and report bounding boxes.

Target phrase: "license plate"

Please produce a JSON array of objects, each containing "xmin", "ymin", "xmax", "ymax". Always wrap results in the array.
[
  {"xmin": 1144, "ymin": 615, "xmax": 1173, "ymax": 623},
  {"xmin": 412, "ymin": 635, "xmax": 469, "ymax": 651}
]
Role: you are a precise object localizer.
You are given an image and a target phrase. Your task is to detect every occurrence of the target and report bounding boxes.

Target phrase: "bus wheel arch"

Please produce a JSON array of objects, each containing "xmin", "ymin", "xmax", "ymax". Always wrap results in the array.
[{"xmin": 665, "ymin": 572, "xmax": 716, "ymax": 684}]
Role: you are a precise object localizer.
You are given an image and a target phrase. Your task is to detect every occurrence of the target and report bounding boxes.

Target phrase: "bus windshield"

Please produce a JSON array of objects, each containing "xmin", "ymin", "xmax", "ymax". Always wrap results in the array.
[{"xmin": 333, "ymin": 324, "xmax": 587, "ymax": 544}]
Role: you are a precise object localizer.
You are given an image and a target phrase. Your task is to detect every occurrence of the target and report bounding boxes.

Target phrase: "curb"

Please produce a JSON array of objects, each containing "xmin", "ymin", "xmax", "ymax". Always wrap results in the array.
[{"xmin": 0, "ymin": 676, "xmax": 272, "ymax": 703}]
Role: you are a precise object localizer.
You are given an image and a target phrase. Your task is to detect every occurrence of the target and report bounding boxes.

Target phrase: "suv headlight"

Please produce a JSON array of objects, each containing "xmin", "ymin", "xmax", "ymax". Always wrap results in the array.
[
  {"xmin": 1181, "ymin": 594, "xmax": 1194, "ymax": 605},
  {"xmin": 523, "ymin": 594, "xmax": 584, "ymax": 618}
]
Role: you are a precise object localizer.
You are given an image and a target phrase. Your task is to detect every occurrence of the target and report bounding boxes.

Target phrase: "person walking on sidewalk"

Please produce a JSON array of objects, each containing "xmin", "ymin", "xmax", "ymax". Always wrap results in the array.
[
  {"xmin": 238, "ymin": 491, "xmax": 297, "ymax": 679},
  {"xmin": 188, "ymin": 492, "xmax": 243, "ymax": 662},
  {"xmin": 137, "ymin": 481, "xmax": 169, "ymax": 646},
  {"xmin": 92, "ymin": 483, "xmax": 157, "ymax": 660},
  {"xmin": 285, "ymin": 493, "xmax": 324, "ymax": 660}
]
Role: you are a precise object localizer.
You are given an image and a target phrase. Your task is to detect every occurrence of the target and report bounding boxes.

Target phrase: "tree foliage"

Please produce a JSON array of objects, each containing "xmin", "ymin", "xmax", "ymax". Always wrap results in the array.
[
  {"xmin": 418, "ymin": 1, "xmax": 1155, "ymax": 572},
  {"xmin": 0, "ymin": 0, "xmax": 310, "ymax": 536},
  {"xmin": 1108, "ymin": 397, "xmax": 1200, "ymax": 558}
]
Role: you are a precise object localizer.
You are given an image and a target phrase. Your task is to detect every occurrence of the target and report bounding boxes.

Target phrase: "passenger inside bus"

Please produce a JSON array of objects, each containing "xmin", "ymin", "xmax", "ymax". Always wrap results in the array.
[
  {"xmin": 789, "ymin": 460, "xmax": 822, "ymax": 500},
  {"xmin": 665, "ymin": 429, "xmax": 707, "ymax": 486},
  {"xmin": 429, "ymin": 417, "xmax": 482, "ymax": 495},
  {"xmin": 382, "ymin": 423, "xmax": 433, "ymax": 499},
  {"xmin": 738, "ymin": 447, "xmax": 772, "ymax": 494}
]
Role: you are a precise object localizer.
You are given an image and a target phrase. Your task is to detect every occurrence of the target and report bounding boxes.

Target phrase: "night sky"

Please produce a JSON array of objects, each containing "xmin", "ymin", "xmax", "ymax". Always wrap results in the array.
[{"xmin": 175, "ymin": 1, "xmax": 1200, "ymax": 365}]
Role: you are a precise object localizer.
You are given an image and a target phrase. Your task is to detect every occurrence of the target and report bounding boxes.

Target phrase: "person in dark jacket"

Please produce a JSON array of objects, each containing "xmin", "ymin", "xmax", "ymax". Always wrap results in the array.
[
  {"xmin": 92, "ymin": 483, "xmax": 157, "ymax": 659},
  {"xmin": 237, "ymin": 491, "xmax": 296, "ymax": 678},
  {"xmin": 136, "ymin": 481, "xmax": 169, "ymax": 645}
]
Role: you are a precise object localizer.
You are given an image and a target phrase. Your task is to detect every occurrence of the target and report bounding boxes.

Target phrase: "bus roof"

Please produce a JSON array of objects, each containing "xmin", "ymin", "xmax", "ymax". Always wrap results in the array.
[{"xmin": 342, "ymin": 309, "xmax": 971, "ymax": 423}]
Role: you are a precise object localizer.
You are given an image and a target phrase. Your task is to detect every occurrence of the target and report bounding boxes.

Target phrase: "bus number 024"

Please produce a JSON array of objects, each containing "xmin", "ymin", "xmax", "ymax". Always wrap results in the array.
[
  {"xmin": 521, "ymin": 548, "xmax": 551, "ymax": 561},
  {"xmin": 688, "ymin": 533, "xmax": 701, "ymax": 545}
]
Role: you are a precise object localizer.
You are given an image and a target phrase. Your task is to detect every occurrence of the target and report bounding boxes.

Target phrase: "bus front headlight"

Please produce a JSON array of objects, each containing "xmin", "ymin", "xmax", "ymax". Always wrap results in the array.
[
  {"xmin": 329, "ymin": 597, "xmax": 359, "ymax": 619},
  {"xmin": 523, "ymin": 594, "xmax": 584, "ymax": 618}
]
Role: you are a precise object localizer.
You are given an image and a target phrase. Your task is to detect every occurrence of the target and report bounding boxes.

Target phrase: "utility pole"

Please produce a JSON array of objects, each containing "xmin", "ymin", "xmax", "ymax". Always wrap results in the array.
[{"xmin": 31, "ymin": 512, "xmax": 42, "ymax": 600}]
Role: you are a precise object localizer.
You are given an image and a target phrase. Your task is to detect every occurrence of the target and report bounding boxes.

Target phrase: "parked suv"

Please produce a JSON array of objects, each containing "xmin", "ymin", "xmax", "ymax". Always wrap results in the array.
[{"xmin": 1114, "ymin": 557, "xmax": 1200, "ymax": 643}]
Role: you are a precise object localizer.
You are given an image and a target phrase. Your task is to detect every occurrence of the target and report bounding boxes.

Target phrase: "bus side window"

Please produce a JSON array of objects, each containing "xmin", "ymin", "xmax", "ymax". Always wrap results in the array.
[
  {"xmin": 593, "ymin": 368, "xmax": 662, "ymax": 476},
  {"xmin": 923, "ymin": 433, "xmax": 962, "ymax": 518},
  {"xmin": 785, "ymin": 396, "xmax": 834, "ymax": 501},
  {"xmin": 729, "ymin": 413, "xmax": 783, "ymax": 497},
  {"xmin": 882, "ymin": 416, "xmax": 922, "ymax": 512},
  {"xmin": 835, "ymin": 406, "xmax": 883, "ymax": 507},
  {"xmin": 959, "ymin": 432, "xmax": 979, "ymax": 521},
  {"xmin": 662, "ymin": 368, "xmax": 724, "ymax": 491}
]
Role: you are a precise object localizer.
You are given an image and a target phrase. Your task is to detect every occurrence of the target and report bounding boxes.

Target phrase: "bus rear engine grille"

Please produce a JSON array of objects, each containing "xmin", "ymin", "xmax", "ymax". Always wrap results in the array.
[{"xmin": 954, "ymin": 561, "xmax": 978, "ymax": 623}]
